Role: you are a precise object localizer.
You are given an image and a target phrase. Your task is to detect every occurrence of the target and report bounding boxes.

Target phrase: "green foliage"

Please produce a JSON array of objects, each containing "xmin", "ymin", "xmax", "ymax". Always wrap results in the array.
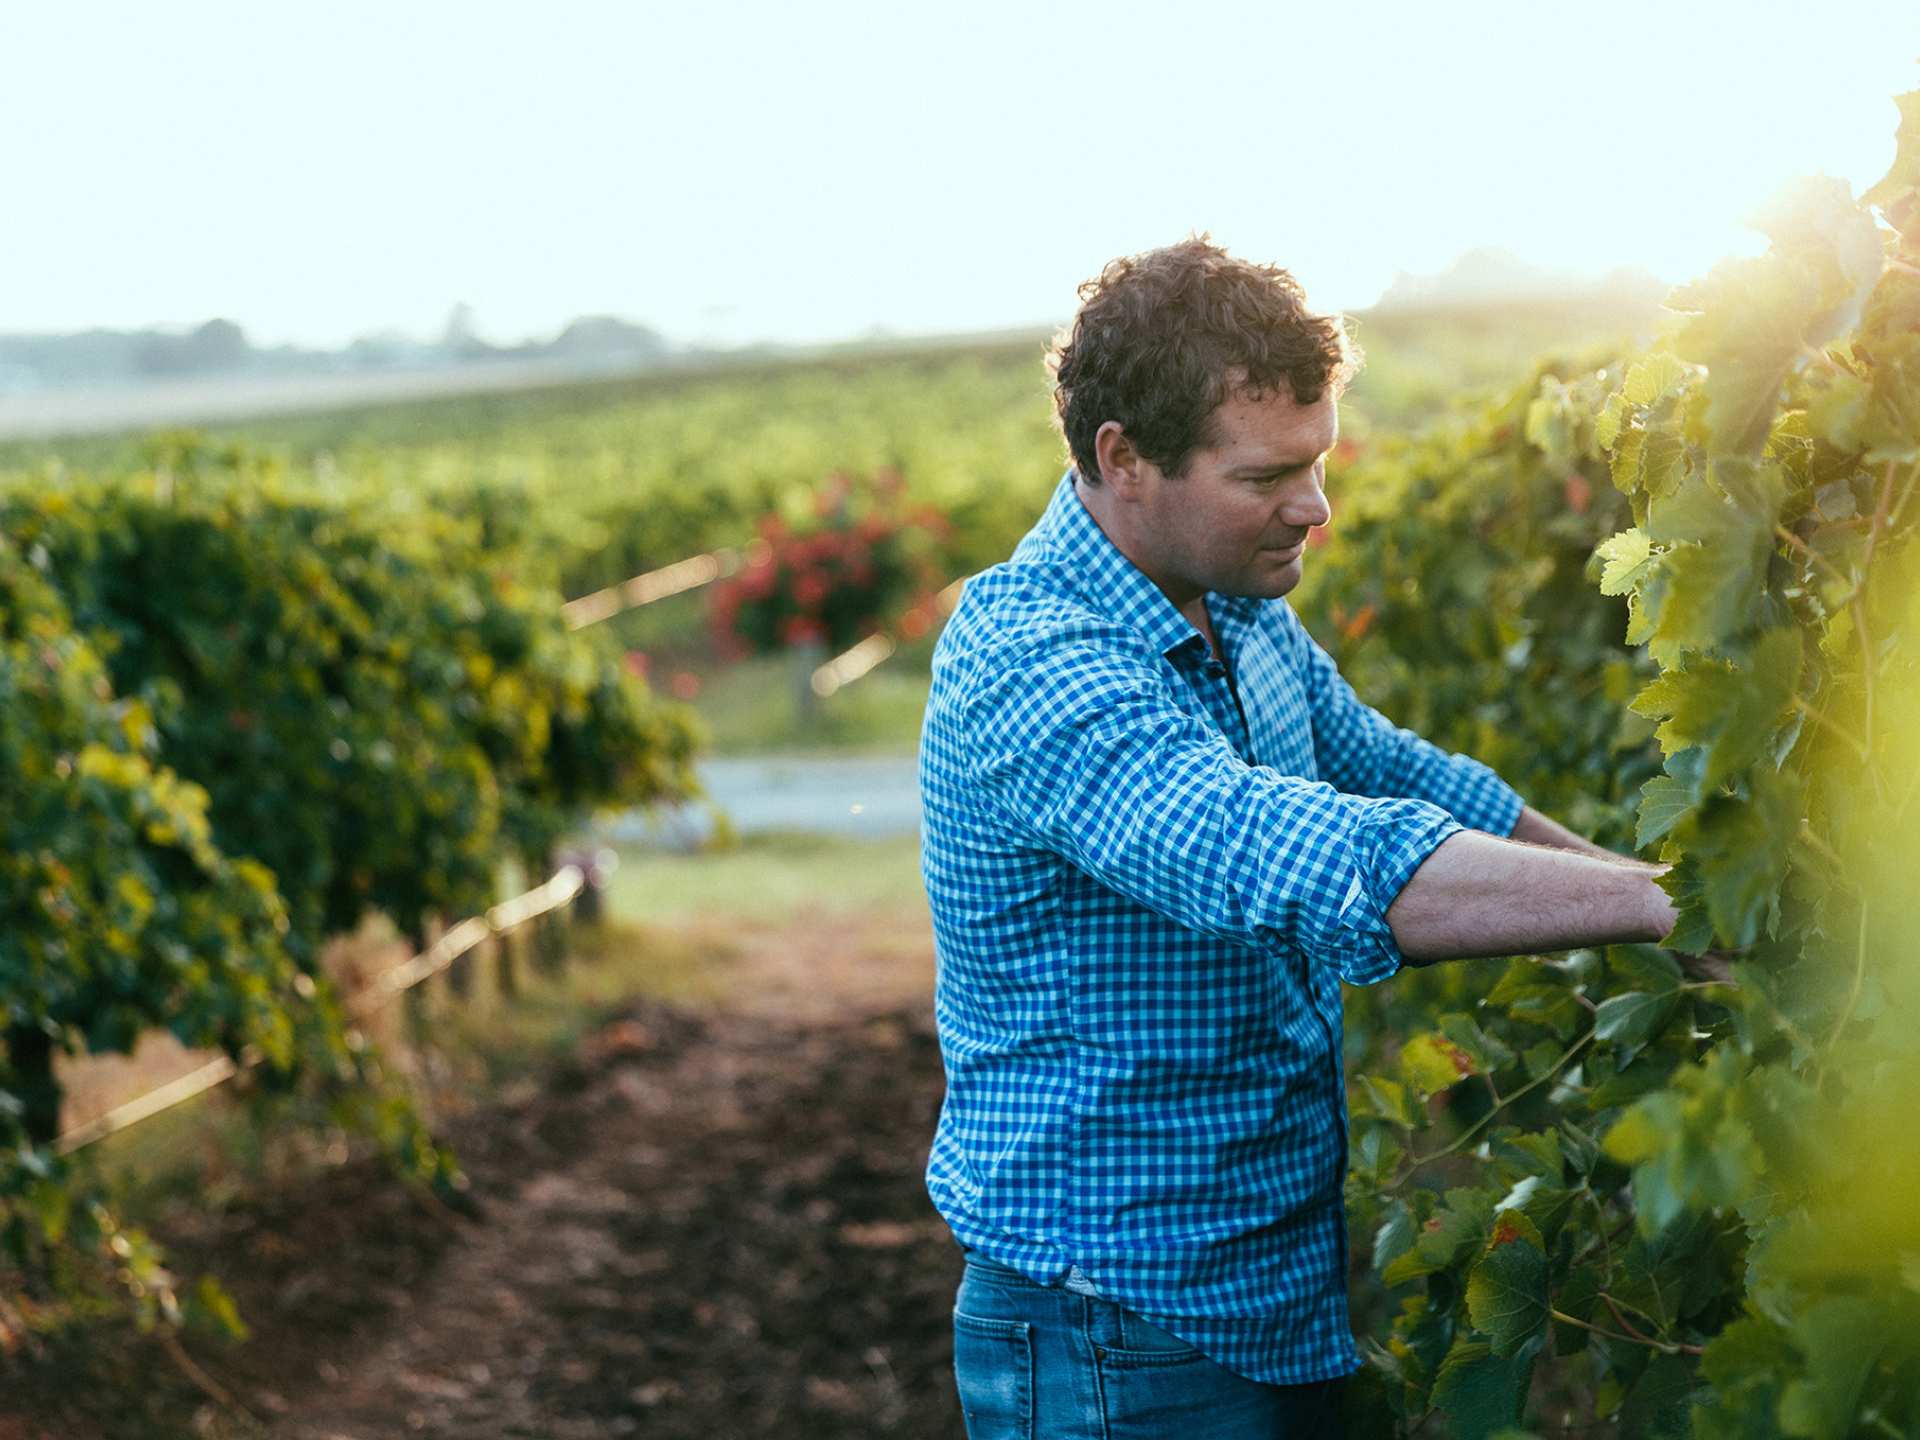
[
  {"xmin": 0, "ymin": 440, "xmax": 701, "ymax": 1341},
  {"xmin": 0, "ymin": 448, "xmax": 700, "ymax": 960},
  {"xmin": 0, "ymin": 534, "xmax": 339, "ymax": 1329},
  {"xmin": 1326, "ymin": 91, "xmax": 1920, "ymax": 1437}
]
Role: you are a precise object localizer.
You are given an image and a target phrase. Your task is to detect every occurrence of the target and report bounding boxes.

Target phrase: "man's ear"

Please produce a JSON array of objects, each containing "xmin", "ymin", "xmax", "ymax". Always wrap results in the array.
[{"xmin": 1093, "ymin": 420, "xmax": 1147, "ymax": 494}]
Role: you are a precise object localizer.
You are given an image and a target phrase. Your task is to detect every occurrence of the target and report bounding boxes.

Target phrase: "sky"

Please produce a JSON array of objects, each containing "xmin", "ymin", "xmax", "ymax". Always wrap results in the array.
[{"xmin": 3, "ymin": 1, "xmax": 1916, "ymax": 350}]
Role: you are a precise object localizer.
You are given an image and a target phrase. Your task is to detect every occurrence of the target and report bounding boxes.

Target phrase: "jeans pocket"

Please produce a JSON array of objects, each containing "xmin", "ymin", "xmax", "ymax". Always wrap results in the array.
[
  {"xmin": 1095, "ymin": 1339, "xmax": 1245, "ymax": 1436},
  {"xmin": 1113, "ymin": 1307, "xmax": 1205, "ymax": 1360},
  {"xmin": 953, "ymin": 1310, "xmax": 1033, "ymax": 1439}
]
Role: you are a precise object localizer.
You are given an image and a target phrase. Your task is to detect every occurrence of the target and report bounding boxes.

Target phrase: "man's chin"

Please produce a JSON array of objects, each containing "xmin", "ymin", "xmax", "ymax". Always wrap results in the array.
[{"xmin": 1220, "ymin": 564, "xmax": 1302, "ymax": 601}]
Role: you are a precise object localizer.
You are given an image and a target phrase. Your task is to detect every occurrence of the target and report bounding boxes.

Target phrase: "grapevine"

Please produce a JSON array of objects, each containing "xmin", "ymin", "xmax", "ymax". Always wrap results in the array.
[{"xmin": 1320, "ymin": 93, "xmax": 1920, "ymax": 1438}]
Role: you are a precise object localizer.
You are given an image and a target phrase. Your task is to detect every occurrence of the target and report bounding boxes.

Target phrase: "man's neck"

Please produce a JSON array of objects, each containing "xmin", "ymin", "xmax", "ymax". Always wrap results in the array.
[{"xmin": 1071, "ymin": 472, "xmax": 1209, "ymax": 619}]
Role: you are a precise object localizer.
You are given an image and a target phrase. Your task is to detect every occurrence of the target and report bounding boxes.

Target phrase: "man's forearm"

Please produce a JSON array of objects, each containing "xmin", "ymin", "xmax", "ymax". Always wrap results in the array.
[
  {"xmin": 1508, "ymin": 804, "xmax": 1661, "ymax": 872},
  {"xmin": 1386, "ymin": 828, "xmax": 1675, "ymax": 964}
]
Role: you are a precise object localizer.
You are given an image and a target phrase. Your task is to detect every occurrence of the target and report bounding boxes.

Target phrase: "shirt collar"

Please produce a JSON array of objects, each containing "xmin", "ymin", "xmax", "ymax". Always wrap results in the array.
[{"xmin": 1036, "ymin": 468, "xmax": 1264, "ymax": 659}]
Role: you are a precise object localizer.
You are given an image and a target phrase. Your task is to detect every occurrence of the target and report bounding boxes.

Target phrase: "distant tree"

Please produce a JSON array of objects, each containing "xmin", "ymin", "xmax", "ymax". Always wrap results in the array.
[
  {"xmin": 442, "ymin": 301, "xmax": 495, "ymax": 360},
  {"xmin": 545, "ymin": 314, "xmax": 668, "ymax": 362},
  {"xmin": 133, "ymin": 317, "xmax": 251, "ymax": 375}
]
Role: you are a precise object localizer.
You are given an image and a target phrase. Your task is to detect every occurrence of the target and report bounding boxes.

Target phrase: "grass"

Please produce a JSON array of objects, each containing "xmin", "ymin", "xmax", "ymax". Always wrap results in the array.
[
  {"xmin": 601, "ymin": 829, "xmax": 928, "ymax": 926},
  {"xmin": 694, "ymin": 648, "xmax": 932, "ymax": 756}
]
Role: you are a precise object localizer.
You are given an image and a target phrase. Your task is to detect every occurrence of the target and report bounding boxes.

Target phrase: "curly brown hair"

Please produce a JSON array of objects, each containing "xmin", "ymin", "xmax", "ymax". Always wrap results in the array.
[{"xmin": 1048, "ymin": 235, "xmax": 1363, "ymax": 485}]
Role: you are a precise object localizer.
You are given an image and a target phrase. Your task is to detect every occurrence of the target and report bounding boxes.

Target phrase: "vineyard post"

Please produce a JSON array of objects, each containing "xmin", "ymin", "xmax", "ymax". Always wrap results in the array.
[
  {"xmin": 573, "ymin": 849, "xmax": 604, "ymax": 927},
  {"xmin": 446, "ymin": 905, "xmax": 477, "ymax": 1002},
  {"xmin": 793, "ymin": 635, "xmax": 827, "ymax": 722},
  {"xmin": 403, "ymin": 915, "xmax": 448, "ymax": 1044},
  {"xmin": 466, "ymin": 932, "xmax": 499, "ymax": 1018},
  {"xmin": 496, "ymin": 927, "xmax": 525, "ymax": 998},
  {"xmin": 532, "ymin": 848, "xmax": 567, "ymax": 977}
]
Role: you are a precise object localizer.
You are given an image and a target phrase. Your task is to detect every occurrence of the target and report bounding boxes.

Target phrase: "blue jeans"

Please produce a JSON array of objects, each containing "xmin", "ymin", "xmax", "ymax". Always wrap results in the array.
[{"xmin": 951, "ymin": 1250, "xmax": 1346, "ymax": 1439}]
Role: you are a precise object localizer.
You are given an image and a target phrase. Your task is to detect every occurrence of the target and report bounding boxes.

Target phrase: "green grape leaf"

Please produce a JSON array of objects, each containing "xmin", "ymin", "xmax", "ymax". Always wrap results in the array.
[
  {"xmin": 1716, "ymin": 456, "xmax": 1795, "ymax": 529},
  {"xmin": 1503, "ymin": 1179, "xmax": 1579, "ymax": 1249},
  {"xmin": 1609, "ymin": 942, "xmax": 1684, "ymax": 992},
  {"xmin": 1636, "ymin": 773, "xmax": 1698, "ymax": 849},
  {"xmin": 1385, "ymin": 1187, "xmax": 1500, "ymax": 1287},
  {"xmin": 1352, "ymin": 1073, "xmax": 1424, "ymax": 1130},
  {"xmin": 1500, "ymin": 986, "xmax": 1580, "ymax": 1037},
  {"xmin": 1373, "ymin": 1199, "xmax": 1416, "ymax": 1273},
  {"xmin": 1430, "ymin": 1337, "xmax": 1537, "ymax": 1440},
  {"xmin": 1629, "ymin": 629, "xmax": 1801, "ymax": 787},
  {"xmin": 1693, "ymin": 1314, "xmax": 1799, "ymax": 1439},
  {"xmin": 1626, "ymin": 352, "xmax": 1693, "ymax": 408},
  {"xmin": 1637, "ymin": 424, "xmax": 1688, "ymax": 499},
  {"xmin": 1669, "ymin": 174, "xmax": 1881, "ymax": 457},
  {"xmin": 1595, "ymin": 390, "xmax": 1629, "ymax": 452},
  {"xmin": 1438, "ymin": 1012, "xmax": 1517, "ymax": 1072},
  {"xmin": 1646, "ymin": 475, "xmax": 1742, "ymax": 547},
  {"xmin": 1804, "ymin": 371, "xmax": 1871, "ymax": 453},
  {"xmin": 1599, "ymin": 355, "xmax": 1692, "ymax": 495},
  {"xmin": 1595, "ymin": 529, "xmax": 1655, "ymax": 596},
  {"xmin": 1616, "ymin": 1352, "xmax": 1697, "ymax": 1439},
  {"xmin": 1557, "ymin": 1119, "xmax": 1600, "ymax": 1177},
  {"xmin": 1652, "ymin": 858, "xmax": 1716, "ymax": 955},
  {"xmin": 1624, "ymin": 578, "xmax": 1661, "ymax": 645},
  {"xmin": 1654, "ymin": 544, "xmax": 1756, "ymax": 652},
  {"xmin": 1862, "ymin": 327, "xmax": 1920, "ymax": 464},
  {"xmin": 1518, "ymin": 1039, "xmax": 1565, "ymax": 1079},
  {"xmin": 1400, "ymin": 1031, "xmax": 1479, "ymax": 1098},
  {"xmin": 1587, "ymin": 1029, "xmax": 1691, "ymax": 1110},
  {"xmin": 1553, "ymin": 1266, "xmax": 1600, "ymax": 1356},
  {"xmin": 1593, "ymin": 990, "xmax": 1682, "ymax": 1065},
  {"xmin": 1491, "ymin": 1129, "xmax": 1564, "ymax": 1181},
  {"xmin": 1778, "ymin": 1297, "xmax": 1890, "ymax": 1439},
  {"xmin": 1607, "ymin": 1049, "xmax": 1764, "ymax": 1237},
  {"xmin": 1608, "ymin": 421, "xmax": 1646, "ymax": 488},
  {"xmin": 1668, "ymin": 256, "xmax": 1821, "ymax": 456},
  {"xmin": 1488, "ymin": 956, "xmax": 1561, "ymax": 1005},
  {"xmin": 1381, "ymin": 1241, "xmax": 1444, "ymax": 1288},
  {"xmin": 1688, "ymin": 773, "xmax": 1801, "ymax": 949},
  {"xmin": 1630, "ymin": 665, "xmax": 1723, "ymax": 743},
  {"xmin": 1466, "ymin": 1213, "xmax": 1549, "ymax": 1358}
]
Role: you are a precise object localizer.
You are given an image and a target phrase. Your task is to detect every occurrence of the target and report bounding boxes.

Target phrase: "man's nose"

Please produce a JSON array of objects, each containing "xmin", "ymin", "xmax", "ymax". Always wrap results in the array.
[{"xmin": 1281, "ymin": 468, "xmax": 1333, "ymax": 530}]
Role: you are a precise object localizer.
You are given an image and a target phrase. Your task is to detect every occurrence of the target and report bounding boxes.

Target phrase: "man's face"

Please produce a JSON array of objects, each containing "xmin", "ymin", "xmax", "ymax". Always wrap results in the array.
[{"xmin": 1134, "ymin": 384, "xmax": 1338, "ymax": 602}]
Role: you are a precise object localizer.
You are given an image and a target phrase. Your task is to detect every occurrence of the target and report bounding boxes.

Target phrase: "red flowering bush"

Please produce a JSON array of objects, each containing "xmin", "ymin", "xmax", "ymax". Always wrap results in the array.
[{"xmin": 708, "ymin": 469, "xmax": 948, "ymax": 657}]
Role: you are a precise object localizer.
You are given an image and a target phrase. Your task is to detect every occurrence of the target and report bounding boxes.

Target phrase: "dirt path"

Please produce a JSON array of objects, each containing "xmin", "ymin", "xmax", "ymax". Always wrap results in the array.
[{"xmin": 2, "ymin": 906, "xmax": 965, "ymax": 1440}]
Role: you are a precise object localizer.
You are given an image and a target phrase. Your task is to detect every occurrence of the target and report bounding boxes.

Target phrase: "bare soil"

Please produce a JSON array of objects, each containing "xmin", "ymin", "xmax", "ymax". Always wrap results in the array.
[{"xmin": 0, "ymin": 906, "xmax": 965, "ymax": 1440}]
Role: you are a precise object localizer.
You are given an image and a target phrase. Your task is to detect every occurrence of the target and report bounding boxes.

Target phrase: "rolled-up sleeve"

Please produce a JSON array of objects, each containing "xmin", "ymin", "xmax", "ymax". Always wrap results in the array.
[
  {"xmin": 959, "ymin": 624, "xmax": 1464, "ymax": 984},
  {"xmin": 1287, "ymin": 609, "xmax": 1525, "ymax": 838}
]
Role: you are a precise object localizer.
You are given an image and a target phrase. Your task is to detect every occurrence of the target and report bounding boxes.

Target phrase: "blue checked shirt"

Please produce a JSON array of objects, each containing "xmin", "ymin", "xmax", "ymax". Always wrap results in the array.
[{"xmin": 918, "ymin": 469, "xmax": 1525, "ymax": 1385}]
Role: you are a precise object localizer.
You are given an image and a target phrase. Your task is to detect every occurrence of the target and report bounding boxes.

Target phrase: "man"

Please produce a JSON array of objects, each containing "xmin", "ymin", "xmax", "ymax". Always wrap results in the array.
[{"xmin": 915, "ymin": 238, "xmax": 1677, "ymax": 1439}]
